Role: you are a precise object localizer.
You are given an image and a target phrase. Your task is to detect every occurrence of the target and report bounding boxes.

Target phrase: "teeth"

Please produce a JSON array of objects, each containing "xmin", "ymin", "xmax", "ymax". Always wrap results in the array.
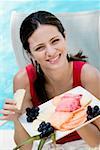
[{"xmin": 49, "ymin": 55, "xmax": 59, "ymax": 64}]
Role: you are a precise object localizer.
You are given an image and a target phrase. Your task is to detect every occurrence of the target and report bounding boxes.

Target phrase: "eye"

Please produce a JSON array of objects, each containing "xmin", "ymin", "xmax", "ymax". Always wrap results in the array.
[
  {"xmin": 35, "ymin": 46, "xmax": 45, "ymax": 51},
  {"xmin": 52, "ymin": 39, "xmax": 60, "ymax": 44}
]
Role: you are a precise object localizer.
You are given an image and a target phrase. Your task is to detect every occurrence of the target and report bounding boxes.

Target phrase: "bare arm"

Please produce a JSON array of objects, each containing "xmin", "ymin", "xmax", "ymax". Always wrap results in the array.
[
  {"xmin": 13, "ymin": 69, "xmax": 33, "ymax": 150},
  {"xmin": 77, "ymin": 64, "xmax": 100, "ymax": 147}
]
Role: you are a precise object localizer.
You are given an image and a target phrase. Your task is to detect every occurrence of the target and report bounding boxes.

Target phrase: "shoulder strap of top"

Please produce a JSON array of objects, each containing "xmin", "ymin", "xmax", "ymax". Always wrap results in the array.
[
  {"xmin": 26, "ymin": 64, "xmax": 40, "ymax": 106},
  {"xmin": 26, "ymin": 64, "xmax": 36, "ymax": 98},
  {"xmin": 73, "ymin": 61, "xmax": 86, "ymax": 87}
]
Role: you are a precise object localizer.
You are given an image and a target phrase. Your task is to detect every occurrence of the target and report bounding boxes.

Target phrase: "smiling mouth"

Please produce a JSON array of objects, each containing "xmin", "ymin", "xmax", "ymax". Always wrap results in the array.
[{"xmin": 47, "ymin": 54, "xmax": 61, "ymax": 64}]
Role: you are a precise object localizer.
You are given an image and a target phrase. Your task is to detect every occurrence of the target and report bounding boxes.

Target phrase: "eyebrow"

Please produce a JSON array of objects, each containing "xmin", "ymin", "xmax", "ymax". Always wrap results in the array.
[
  {"xmin": 33, "ymin": 35, "xmax": 59, "ymax": 50},
  {"xmin": 49, "ymin": 36, "xmax": 59, "ymax": 42}
]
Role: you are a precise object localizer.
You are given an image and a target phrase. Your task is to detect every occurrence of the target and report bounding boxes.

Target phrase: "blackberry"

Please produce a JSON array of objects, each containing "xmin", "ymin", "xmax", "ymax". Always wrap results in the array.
[
  {"xmin": 92, "ymin": 109, "xmax": 97, "ymax": 117},
  {"xmin": 87, "ymin": 115, "xmax": 93, "ymax": 121},
  {"xmin": 45, "ymin": 122, "xmax": 51, "ymax": 128},
  {"xmin": 42, "ymin": 129, "xmax": 47, "ymax": 136},
  {"xmin": 31, "ymin": 107, "xmax": 35, "ymax": 113},
  {"xmin": 38, "ymin": 121, "xmax": 55, "ymax": 138},
  {"xmin": 29, "ymin": 112, "xmax": 35, "ymax": 117},
  {"xmin": 26, "ymin": 107, "xmax": 31, "ymax": 113},
  {"xmin": 48, "ymin": 126, "xmax": 54, "ymax": 133},
  {"xmin": 38, "ymin": 127, "xmax": 43, "ymax": 132},
  {"xmin": 87, "ymin": 110, "xmax": 92, "ymax": 115},
  {"xmin": 26, "ymin": 106, "xmax": 40, "ymax": 122},
  {"xmin": 34, "ymin": 111, "xmax": 39, "ymax": 117},
  {"xmin": 87, "ymin": 105, "xmax": 92, "ymax": 111},
  {"xmin": 86, "ymin": 106, "xmax": 93, "ymax": 116},
  {"xmin": 93, "ymin": 105, "xmax": 99, "ymax": 112},
  {"xmin": 27, "ymin": 116, "xmax": 33, "ymax": 122},
  {"xmin": 35, "ymin": 107, "xmax": 39, "ymax": 112},
  {"xmin": 40, "ymin": 133, "xmax": 44, "ymax": 138},
  {"xmin": 39, "ymin": 121, "xmax": 46, "ymax": 128},
  {"xmin": 96, "ymin": 110, "xmax": 100, "ymax": 116},
  {"xmin": 92, "ymin": 105, "xmax": 100, "ymax": 117},
  {"xmin": 86, "ymin": 105, "xmax": 100, "ymax": 121}
]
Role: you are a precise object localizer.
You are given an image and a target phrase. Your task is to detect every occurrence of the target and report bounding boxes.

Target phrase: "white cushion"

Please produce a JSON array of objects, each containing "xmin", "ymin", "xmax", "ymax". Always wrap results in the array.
[{"xmin": 11, "ymin": 11, "xmax": 100, "ymax": 70}]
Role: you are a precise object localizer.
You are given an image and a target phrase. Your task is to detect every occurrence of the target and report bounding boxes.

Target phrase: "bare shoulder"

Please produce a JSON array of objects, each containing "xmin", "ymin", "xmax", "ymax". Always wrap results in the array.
[
  {"xmin": 81, "ymin": 63, "xmax": 100, "ymax": 81},
  {"xmin": 13, "ymin": 68, "xmax": 29, "ymax": 92},
  {"xmin": 81, "ymin": 63, "xmax": 100, "ymax": 98}
]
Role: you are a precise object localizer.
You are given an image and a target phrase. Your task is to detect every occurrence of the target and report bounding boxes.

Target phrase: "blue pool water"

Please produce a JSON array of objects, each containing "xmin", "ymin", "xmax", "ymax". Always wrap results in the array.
[{"xmin": 0, "ymin": 0, "xmax": 100, "ymax": 129}]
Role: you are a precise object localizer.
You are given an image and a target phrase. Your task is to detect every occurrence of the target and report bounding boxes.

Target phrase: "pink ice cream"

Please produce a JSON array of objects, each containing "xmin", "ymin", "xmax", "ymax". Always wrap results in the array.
[{"xmin": 55, "ymin": 94, "xmax": 82, "ymax": 112}]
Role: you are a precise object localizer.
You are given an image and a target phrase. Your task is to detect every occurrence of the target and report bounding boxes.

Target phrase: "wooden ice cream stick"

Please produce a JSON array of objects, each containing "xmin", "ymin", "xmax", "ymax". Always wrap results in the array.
[{"xmin": 14, "ymin": 89, "xmax": 26, "ymax": 110}]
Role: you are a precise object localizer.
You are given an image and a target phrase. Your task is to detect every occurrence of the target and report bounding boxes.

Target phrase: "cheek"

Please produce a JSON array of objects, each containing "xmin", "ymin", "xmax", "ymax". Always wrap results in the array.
[
  {"xmin": 63, "ymin": 42, "xmax": 68, "ymax": 54},
  {"xmin": 60, "ymin": 40, "xmax": 66, "ymax": 51},
  {"xmin": 60, "ymin": 44, "xmax": 66, "ymax": 54},
  {"xmin": 32, "ymin": 52, "xmax": 45, "ymax": 63},
  {"xmin": 32, "ymin": 54, "xmax": 39, "ymax": 61}
]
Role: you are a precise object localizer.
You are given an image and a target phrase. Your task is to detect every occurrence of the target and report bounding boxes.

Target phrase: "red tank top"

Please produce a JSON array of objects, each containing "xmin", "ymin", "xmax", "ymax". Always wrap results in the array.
[{"xmin": 26, "ymin": 61, "xmax": 86, "ymax": 143}]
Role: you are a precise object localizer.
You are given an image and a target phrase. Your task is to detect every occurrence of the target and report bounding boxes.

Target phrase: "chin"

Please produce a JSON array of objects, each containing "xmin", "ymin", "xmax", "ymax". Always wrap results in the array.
[{"xmin": 46, "ymin": 61, "xmax": 66, "ymax": 70}]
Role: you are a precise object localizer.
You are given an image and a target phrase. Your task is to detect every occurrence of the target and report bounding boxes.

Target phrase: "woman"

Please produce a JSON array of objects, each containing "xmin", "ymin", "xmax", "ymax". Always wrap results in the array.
[{"xmin": 0, "ymin": 11, "xmax": 100, "ymax": 150}]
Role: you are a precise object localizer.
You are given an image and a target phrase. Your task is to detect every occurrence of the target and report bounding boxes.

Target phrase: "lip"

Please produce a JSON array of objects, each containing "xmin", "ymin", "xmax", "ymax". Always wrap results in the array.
[{"xmin": 47, "ymin": 54, "xmax": 61, "ymax": 64}]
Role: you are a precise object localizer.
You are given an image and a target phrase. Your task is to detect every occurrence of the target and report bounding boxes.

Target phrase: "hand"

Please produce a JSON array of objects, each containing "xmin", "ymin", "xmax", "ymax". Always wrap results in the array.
[{"xmin": 0, "ymin": 99, "xmax": 22, "ymax": 121}]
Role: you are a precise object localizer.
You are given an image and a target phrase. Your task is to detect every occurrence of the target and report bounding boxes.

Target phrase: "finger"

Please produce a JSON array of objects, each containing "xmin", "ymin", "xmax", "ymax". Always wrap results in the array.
[
  {"xmin": 3, "ymin": 104, "xmax": 17, "ymax": 111},
  {"xmin": 5, "ymin": 99, "xmax": 16, "ymax": 105},
  {"xmin": 0, "ymin": 109, "xmax": 10, "ymax": 115},
  {"xmin": 0, "ymin": 115, "xmax": 9, "ymax": 120},
  {"xmin": 0, "ymin": 109, "xmax": 15, "ymax": 115},
  {"xmin": 0, "ymin": 113, "xmax": 17, "ymax": 121}
]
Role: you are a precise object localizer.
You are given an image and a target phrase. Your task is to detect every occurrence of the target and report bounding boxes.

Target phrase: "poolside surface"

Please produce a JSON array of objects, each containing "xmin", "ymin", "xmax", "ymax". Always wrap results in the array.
[
  {"xmin": 0, "ymin": 129, "xmax": 16, "ymax": 150},
  {"xmin": 0, "ymin": 129, "xmax": 100, "ymax": 150}
]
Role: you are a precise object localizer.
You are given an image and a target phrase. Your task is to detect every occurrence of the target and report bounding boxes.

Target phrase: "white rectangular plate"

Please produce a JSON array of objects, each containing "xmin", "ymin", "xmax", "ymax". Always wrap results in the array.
[{"xmin": 19, "ymin": 86, "xmax": 100, "ymax": 143}]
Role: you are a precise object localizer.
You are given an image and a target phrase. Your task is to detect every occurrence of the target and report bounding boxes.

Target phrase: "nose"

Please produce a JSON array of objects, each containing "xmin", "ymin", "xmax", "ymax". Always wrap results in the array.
[{"xmin": 46, "ymin": 44, "xmax": 56, "ymax": 56}]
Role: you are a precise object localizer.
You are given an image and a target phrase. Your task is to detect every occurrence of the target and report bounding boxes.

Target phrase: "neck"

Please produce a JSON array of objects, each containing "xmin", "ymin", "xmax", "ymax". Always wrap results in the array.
[{"xmin": 42, "ymin": 61, "xmax": 73, "ymax": 97}]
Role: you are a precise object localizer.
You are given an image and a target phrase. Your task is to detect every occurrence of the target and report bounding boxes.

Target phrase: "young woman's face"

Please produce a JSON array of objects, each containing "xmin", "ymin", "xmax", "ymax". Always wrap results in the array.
[{"xmin": 28, "ymin": 25, "xmax": 67, "ymax": 70}]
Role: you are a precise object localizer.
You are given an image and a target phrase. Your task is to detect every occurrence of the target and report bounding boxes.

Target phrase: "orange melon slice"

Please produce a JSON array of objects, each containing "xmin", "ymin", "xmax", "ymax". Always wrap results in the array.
[{"xmin": 49, "ymin": 111, "xmax": 73, "ymax": 130}]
